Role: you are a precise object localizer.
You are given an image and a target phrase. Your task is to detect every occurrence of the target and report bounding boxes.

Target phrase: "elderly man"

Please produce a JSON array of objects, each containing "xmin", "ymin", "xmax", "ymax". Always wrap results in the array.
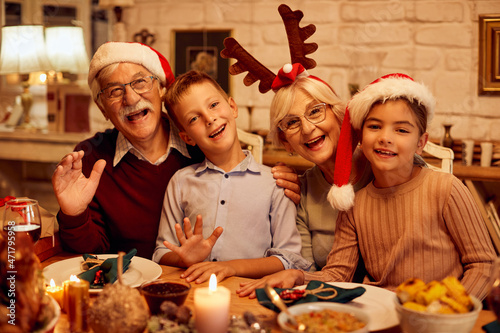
[{"xmin": 52, "ymin": 42, "xmax": 299, "ymax": 259}]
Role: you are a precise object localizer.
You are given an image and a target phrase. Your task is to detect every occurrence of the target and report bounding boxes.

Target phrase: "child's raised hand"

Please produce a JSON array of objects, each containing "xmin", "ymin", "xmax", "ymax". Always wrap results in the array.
[
  {"xmin": 181, "ymin": 261, "xmax": 236, "ymax": 284},
  {"xmin": 163, "ymin": 214, "xmax": 223, "ymax": 267}
]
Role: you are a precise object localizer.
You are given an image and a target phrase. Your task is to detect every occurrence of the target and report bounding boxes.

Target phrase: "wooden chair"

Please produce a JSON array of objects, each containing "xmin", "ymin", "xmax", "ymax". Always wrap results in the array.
[
  {"xmin": 423, "ymin": 141, "xmax": 454, "ymax": 174},
  {"xmin": 237, "ymin": 128, "xmax": 264, "ymax": 163}
]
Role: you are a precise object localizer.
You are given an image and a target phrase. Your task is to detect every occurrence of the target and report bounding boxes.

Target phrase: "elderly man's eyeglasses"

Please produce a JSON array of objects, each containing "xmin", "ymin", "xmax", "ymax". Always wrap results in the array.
[
  {"xmin": 278, "ymin": 103, "xmax": 329, "ymax": 134},
  {"xmin": 98, "ymin": 75, "xmax": 158, "ymax": 101}
]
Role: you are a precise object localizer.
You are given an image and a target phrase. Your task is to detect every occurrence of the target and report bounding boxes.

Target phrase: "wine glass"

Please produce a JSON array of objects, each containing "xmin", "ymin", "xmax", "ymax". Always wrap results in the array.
[
  {"xmin": 487, "ymin": 256, "xmax": 500, "ymax": 321},
  {"xmin": 2, "ymin": 198, "xmax": 42, "ymax": 244}
]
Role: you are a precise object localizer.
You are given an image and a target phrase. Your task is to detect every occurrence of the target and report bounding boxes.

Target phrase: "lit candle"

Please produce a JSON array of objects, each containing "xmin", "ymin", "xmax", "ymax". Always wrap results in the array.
[
  {"xmin": 62, "ymin": 275, "xmax": 79, "ymax": 313},
  {"xmin": 194, "ymin": 274, "xmax": 231, "ymax": 333},
  {"xmin": 67, "ymin": 276, "xmax": 90, "ymax": 333},
  {"xmin": 45, "ymin": 279, "xmax": 64, "ymax": 308}
]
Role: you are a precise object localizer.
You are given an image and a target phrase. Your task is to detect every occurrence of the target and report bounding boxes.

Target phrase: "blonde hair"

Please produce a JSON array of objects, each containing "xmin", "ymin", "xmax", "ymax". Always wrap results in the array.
[{"xmin": 269, "ymin": 77, "xmax": 345, "ymax": 147}]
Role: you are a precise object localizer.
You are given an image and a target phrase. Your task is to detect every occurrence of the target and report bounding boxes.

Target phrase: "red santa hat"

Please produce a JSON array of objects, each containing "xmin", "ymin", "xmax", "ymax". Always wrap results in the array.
[
  {"xmin": 88, "ymin": 42, "xmax": 175, "ymax": 88},
  {"xmin": 327, "ymin": 73, "xmax": 436, "ymax": 211}
]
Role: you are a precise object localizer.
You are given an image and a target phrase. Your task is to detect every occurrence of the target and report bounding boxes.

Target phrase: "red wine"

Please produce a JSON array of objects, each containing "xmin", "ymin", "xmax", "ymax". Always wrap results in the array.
[
  {"xmin": 488, "ymin": 285, "xmax": 500, "ymax": 320},
  {"xmin": 3, "ymin": 224, "xmax": 41, "ymax": 243}
]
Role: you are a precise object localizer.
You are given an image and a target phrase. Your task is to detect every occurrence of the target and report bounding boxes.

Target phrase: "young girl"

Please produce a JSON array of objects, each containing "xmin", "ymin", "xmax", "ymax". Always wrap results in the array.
[{"xmin": 237, "ymin": 73, "xmax": 496, "ymax": 301}]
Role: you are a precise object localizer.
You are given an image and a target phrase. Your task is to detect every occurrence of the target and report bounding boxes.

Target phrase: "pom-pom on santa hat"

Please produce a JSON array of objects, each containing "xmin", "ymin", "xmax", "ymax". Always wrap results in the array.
[
  {"xmin": 88, "ymin": 42, "xmax": 175, "ymax": 89},
  {"xmin": 327, "ymin": 73, "xmax": 436, "ymax": 211},
  {"xmin": 271, "ymin": 63, "xmax": 310, "ymax": 91}
]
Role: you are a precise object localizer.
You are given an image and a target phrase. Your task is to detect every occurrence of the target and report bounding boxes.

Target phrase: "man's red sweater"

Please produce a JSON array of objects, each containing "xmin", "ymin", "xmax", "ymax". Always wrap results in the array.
[{"xmin": 57, "ymin": 126, "xmax": 203, "ymax": 259}]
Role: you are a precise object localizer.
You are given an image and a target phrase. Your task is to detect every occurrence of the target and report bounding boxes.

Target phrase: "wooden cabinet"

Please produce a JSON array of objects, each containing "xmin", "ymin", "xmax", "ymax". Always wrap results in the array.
[{"xmin": 0, "ymin": 131, "xmax": 89, "ymax": 213}]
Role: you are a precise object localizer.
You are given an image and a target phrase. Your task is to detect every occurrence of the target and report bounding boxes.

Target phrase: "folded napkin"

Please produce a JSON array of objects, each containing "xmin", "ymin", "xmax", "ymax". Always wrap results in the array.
[
  {"xmin": 483, "ymin": 320, "xmax": 500, "ymax": 333},
  {"xmin": 77, "ymin": 248, "xmax": 137, "ymax": 289},
  {"xmin": 256, "ymin": 280, "xmax": 366, "ymax": 312}
]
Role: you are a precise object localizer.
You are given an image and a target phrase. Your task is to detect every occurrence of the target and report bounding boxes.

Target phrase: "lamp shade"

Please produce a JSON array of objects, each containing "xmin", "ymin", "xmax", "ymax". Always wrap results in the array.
[
  {"xmin": 0, "ymin": 25, "xmax": 52, "ymax": 74},
  {"xmin": 45, "ymin": 26, "xmax": 89, "ymax": 73}
]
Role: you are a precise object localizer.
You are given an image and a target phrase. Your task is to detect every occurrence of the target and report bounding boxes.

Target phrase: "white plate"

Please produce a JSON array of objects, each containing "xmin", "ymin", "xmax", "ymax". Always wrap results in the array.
[
  {"xmin": 43, "ymin": 254, "xmax": 162, "ymax": 293},
  {"xmin": 295, "ymin": 282, "xmax": 399, "ymax": 331}
]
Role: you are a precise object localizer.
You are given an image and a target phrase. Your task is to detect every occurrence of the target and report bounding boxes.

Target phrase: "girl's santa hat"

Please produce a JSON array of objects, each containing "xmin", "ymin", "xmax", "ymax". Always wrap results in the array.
[
  {"xmin": 88, "ymin": 42, "xmax": 175, "ymax": 88},
  {"xmin": 327, "ymin": 73, "xmax": 436, "ymax": 211}
]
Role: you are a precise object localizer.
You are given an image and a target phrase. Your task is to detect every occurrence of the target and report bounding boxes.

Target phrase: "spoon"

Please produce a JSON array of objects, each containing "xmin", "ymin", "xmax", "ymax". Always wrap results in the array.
[{"xmin": 264, "ymin": 284, "xmax": 306, "ymax": 332}]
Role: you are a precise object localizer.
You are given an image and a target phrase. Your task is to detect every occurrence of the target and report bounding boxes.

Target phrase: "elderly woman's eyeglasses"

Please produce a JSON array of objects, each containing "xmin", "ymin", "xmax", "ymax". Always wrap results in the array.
[
  {"xmin": 98, "ymin": 75, "xmax": 158, "ymax": 101},
  {"xmin": 278, "ymin": 103, "xmax": 329, "ymax": 134}
]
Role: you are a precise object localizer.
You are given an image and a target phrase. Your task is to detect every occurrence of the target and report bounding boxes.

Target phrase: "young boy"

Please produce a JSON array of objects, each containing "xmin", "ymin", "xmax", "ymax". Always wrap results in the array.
[
  {"xmin": 237, "ymin": 73, "xmax": 495, "ymax": 301},
  {"xmin": 152, "ymin": 70, "xmax": 309, "ymax": 283}
]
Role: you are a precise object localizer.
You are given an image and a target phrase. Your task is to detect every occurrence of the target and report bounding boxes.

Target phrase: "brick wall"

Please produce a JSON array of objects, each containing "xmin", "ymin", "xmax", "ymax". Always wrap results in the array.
[{"xmin": 124, "ymin": 0, "xmax": 500, "ymax": 142}]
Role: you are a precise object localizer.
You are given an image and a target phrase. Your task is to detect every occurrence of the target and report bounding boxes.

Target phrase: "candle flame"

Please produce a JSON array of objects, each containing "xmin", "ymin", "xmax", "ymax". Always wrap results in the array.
[
  {"xmin": 50, "ymin": 279, "xmax": 56, "ymax": 288},
  {"xmin": 209, "ymin": 274, "xmax": 217, "ymax": 292},
  {"xmin": 70, "ymin": 275, "xmax": 80, "ymax": 282}
]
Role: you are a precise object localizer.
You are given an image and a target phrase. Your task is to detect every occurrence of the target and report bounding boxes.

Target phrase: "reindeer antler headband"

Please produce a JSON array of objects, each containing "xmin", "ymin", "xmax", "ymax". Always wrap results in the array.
[{"xmin": 220, "ymin": 4, "xmax": 319, "ymax": 93}]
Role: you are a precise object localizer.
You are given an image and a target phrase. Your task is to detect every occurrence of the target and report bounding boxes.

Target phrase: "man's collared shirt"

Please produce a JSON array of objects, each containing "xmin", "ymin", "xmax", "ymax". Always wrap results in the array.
[{"xmin": 113, "ymin": 121, "xmax": 190, "ymax": 167}]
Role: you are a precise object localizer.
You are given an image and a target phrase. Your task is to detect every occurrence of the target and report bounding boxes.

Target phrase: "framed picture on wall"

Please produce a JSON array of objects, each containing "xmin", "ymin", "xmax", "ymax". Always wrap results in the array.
[
  {"xmin": 173, "ymin": 30, "xmax": 231, "ymax": 94},
  {"xmin": 478, "ymin": 15, "xmax": 500, "ymax": 95}
]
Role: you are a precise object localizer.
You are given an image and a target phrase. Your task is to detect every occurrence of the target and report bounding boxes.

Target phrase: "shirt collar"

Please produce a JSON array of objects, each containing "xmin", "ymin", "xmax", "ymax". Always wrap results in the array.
[
  {"xmin": 194, "ymin": 150, "xmax": 260, "ymax": 174},
  {"xmin": 113, "ymin": 118, "xmax": 191, "ymax": 167}
]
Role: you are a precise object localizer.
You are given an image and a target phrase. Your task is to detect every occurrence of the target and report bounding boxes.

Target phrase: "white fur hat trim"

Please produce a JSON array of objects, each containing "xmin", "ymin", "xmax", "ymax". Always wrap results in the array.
[
  {"xmin": 88, "ymin": 42, "xmax": 167, "ymax": 87},
  {"xmin": 348, "ymin": 76, "xmax": 435, "ymax": 130}
]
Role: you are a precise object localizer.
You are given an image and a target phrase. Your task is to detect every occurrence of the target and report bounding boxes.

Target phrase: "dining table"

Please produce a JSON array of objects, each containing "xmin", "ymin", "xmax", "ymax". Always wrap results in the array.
[{"xmin": 41, "ymin": 252, "xmax": 496, "ymax": 333}]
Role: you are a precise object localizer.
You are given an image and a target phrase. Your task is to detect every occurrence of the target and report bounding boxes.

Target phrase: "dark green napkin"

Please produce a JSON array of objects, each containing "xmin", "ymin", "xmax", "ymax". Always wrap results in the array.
[
  {"xmin": 483, "ymin": 320, "xmax": 500, "ymax": 333},
  {"xmin": 77, "ymin": 248, "xmax": 137, "ymax": 289},
  {"xmin": 256, "ymin": 280, "xmax": 366, "ymax": 312}
]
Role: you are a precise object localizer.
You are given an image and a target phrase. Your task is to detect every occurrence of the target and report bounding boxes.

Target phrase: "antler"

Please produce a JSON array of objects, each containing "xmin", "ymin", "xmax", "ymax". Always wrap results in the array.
[
  {"xmin": 278, "ymin": 4, "xmax": 318, "ymax": 70},
  {"xmin": 220, "ymin": 37, "xmax": 276, "ymax": 94}
]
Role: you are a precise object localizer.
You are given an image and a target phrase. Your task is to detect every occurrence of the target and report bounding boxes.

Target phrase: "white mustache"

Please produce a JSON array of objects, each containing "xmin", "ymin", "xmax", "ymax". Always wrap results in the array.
[{"xmin": 120, "ymin": 99, "xmax": 155, "ymax": 118}]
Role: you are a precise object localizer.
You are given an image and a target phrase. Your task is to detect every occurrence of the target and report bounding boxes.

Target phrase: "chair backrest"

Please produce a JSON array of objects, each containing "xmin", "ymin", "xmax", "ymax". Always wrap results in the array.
[
  {"xmin": 422, "ymin": 141, "xmax": 454, "ymax": 173},
  {"xmin": 237, "ymin": 128, "xmax": 264, "ymax": 163}
]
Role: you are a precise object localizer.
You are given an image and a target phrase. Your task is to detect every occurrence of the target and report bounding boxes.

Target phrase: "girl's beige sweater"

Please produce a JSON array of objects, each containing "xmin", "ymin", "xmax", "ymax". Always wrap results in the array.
[{"xmin": 303, "ymin": 167, "xmax": 496, "ymax": 300}]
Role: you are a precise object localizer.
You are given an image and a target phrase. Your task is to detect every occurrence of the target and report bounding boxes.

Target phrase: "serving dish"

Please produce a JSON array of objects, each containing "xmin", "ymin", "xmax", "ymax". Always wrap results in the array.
[
  {"xmin": 394, "ymin": 294, "xmax": 482, "ymax": 333},
  {"xmin": 277, "ymin": 302, "xmax": 369, "ymax": 333},
  {"xmin": 43, "ymin": 254, "xmax": 162, "ymax": 293},
  {"xmin": 294, "ymin": 282, "xmax": 399, "ymax": 331}
]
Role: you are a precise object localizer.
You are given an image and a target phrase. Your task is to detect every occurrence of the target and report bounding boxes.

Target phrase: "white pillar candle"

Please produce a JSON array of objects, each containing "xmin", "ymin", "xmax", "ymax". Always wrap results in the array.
[{"xmin": 194, "ymin": 274, "xmax": 230, "ymax": 333}]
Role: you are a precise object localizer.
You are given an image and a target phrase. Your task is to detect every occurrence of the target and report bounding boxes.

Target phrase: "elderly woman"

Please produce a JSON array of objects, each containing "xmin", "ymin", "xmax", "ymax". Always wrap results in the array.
[{"xmin": 267, "ymin": 70, "xmax": 371, "ymax": 273}]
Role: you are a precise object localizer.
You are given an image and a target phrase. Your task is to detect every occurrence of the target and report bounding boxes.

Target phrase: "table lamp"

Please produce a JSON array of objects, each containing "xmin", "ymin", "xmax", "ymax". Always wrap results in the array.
[
  {"xmin": 0, "ymin": 25, "xmax": 52, "ymax": 128},
  {"xmin": 45, "ymin": 26, "xmax": 90, "ymax": 80}
]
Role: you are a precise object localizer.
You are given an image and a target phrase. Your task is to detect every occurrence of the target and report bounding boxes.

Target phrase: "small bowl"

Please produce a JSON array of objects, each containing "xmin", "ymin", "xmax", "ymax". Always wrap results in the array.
[
  {"xmin": 394, "ymin": 295, "xmax": 482, "ymax": 333},
  {"xmin": 277, "ymin": 302, "xmax": 370, "ymax": 333},
  {"xmin": 139, "ymin": 279, "xmax": 191, "ymax": 315}
]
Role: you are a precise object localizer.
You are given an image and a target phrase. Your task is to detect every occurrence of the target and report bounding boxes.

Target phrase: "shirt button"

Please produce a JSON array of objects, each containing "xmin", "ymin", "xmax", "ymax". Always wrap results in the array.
[
  {"xmin": 224, "ymin": 174, "xmax": 229, "ymax": 179},
  {"xmin": 220, "ymin": 200, "xmax": 225, "ymax": 205}
]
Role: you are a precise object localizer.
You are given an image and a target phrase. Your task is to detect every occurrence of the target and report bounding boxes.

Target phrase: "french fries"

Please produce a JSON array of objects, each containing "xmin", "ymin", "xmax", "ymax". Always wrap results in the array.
[{"xmin": 396, "ymin": 276, "xmax": 473, "ymax": 314}]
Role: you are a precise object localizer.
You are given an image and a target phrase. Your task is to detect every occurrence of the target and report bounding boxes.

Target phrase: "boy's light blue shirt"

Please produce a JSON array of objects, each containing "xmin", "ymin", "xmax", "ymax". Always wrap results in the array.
[{"xmin": 153, "ymin": 151, "xmax": 310, "ymax": 270}]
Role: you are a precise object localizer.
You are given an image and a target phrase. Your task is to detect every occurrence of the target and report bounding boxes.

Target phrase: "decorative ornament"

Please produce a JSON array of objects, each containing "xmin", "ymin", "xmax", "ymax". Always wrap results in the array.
[{"xmin": 279, "ymin": 283, "xmax": 339, "ymax": 303}]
